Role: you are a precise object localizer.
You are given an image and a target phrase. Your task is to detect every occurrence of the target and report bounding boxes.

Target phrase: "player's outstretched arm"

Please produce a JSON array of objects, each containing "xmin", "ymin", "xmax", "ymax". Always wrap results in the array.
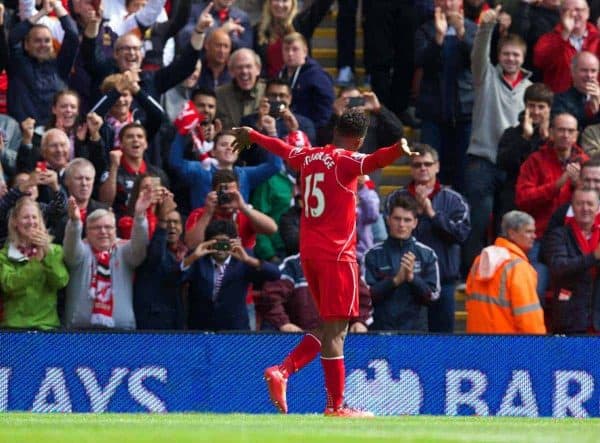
[
  {"xmin": 361, "ymin": 138, "xmax": 419, "ymax": 175},
  {"xmin": 232, "ymin": 126, "xmax": 296, "ymax": 159}
]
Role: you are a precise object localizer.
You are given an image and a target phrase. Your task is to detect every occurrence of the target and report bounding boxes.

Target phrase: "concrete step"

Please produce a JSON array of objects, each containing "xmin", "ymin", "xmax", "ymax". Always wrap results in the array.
[
  {"xmin": 377, "ymin": 185, "xmax": 400, "ymax": 198},
  {"xmin": 313, "ymin": 48, "xmax": 364, "ymax": 69},
  {"xmin": 325, "ymin": 66, "xmax": 366, "ymax": 77},
  {"xmin": 380, "ymin": 165, "xmax": 411, "ymax": 187},
  {"xmin": 455, "ymin": 311, "xmax": 467, "ymax": 321},
  {"xmin": 381, "ymin": 165, "xmax": 411, "ymax": 178},
  {"xmin": 314, "ymin": 27, "xmax": 363, "ymax": 39}
]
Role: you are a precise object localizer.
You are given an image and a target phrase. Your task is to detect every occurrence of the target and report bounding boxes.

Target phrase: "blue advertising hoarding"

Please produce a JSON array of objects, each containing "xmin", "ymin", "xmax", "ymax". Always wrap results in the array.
[{"xmin": 1, "ymin": 331, "xmax": 598, "ymax": 417}]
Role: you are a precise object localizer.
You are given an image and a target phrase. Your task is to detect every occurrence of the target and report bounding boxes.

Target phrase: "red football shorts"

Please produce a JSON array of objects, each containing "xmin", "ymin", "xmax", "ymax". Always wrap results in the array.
[{"xmin": 301, "ymin": 259, "xmax": 359, "ymax": 320}]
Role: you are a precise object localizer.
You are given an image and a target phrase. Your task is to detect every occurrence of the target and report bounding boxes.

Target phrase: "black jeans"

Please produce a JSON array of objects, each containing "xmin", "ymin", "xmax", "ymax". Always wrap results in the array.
[
  {"xmin": 363, "ymin": 0, "xmax": 417, "ymax": 114},
  {"xmin": 336, "ymin": 0, "xmax": 358, "ymax": 69}
]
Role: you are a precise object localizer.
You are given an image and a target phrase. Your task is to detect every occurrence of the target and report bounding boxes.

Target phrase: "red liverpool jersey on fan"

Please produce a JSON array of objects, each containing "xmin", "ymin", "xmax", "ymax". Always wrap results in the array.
[{"xmin": 249, "ymin": 130, "xmax": 402, "ymax": 262}]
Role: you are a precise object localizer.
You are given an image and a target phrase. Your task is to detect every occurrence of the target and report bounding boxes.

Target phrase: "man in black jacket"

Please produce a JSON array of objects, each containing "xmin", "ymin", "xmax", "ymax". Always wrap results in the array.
[
  {"xmin": 8, "ymin": 0, "xmax": 79, "ymax": 125},
  {"xmin": 497, "ymin": 82, "xmax": 553, "ymax": 221},
  {"xmin": 543, "ymin": 187, "xmax": 600, "ymax": 334},
  {"xmin": 414, "ymin": 0, "xmax": 477, "ymax": 192}
]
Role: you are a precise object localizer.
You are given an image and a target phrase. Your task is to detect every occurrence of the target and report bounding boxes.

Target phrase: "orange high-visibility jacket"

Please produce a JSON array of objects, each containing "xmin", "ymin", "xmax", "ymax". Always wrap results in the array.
[{"xmin": 465, "ymin": 237, "xmax": 546, "ymax": 334}]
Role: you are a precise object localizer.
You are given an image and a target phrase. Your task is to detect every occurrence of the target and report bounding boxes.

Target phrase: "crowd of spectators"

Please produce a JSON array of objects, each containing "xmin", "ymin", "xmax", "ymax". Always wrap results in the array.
[{"xmin": 2, "ymin": 0, "xmax": 600, "ymax": 336}]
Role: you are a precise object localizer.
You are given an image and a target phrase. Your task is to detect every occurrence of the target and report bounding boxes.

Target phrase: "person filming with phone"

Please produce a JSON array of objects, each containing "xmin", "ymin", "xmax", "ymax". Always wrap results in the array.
[
  {"xmin": 322, "ymin": 86, "xmax": 403, "ymax": 154},
  {"xmin": 184, "ymin": 168, "xmax": 277, "ymax": 250},
  {"xmin": 239, "ymin": 78, "xmax": 316, "ymax": 166},
  {"xmin": 182, "ymin": 218, "xmax": 280, "ymax": 331}
]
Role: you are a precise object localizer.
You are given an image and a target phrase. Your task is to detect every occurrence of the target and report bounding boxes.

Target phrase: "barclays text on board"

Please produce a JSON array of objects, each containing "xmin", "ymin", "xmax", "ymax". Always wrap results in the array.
[{"xmin": 0, "ymin": 332, "xmax": 599, "ymax": 416}]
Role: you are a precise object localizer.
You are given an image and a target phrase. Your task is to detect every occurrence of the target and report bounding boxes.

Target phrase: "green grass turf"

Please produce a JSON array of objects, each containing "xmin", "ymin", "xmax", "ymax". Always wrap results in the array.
[{"xmin": 0, "ymin": 413, "xmax": 598, "ymax": 443}]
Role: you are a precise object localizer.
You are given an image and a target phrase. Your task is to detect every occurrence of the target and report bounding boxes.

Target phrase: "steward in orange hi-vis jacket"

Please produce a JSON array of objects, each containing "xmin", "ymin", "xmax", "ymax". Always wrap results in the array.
[{"xmin": 466, "ymin": 237, "xmax": 546, "ymax": 334}]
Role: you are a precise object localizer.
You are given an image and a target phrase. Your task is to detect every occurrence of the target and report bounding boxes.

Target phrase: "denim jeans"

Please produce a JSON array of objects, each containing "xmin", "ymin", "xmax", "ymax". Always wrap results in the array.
[
  {"xmin": 428, "ymin": 282, "xmax": 457, "ymax": 333},
  {"xmin": 461, "ymin": 155, "xmax": 505, "ymax": 276}
]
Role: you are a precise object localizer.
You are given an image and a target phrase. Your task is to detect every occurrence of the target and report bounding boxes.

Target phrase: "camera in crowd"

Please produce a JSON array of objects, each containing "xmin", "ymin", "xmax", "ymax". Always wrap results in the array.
[
  {"xmin": 217, "ymin": 183, "xmax": 232, "ymax": 205},
  {"xmin": 212, "ymin": 238, "xmax": 231, "ymax": 251},
  {"xmin": 269, "ymin": 100, "xmax": 286, "ymax": 118},
  {"xmin": 347, "ymin": 96, "xmax": 365, "ymax": 108}
]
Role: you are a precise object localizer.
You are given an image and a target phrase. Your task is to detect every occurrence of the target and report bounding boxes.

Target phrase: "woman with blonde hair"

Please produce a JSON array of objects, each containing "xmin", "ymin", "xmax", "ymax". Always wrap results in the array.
[
  {"xmin": 0, "ymin": 198, "xmax": 68, "ymax": 329},
  {"xmin": 254, "ymin": 0, "xmax": 333, "ymax": 78}
]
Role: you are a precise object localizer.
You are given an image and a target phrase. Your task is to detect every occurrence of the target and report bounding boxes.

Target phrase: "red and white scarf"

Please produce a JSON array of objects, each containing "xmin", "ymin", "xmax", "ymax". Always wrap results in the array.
[{"xmin": 89, "ymin": 246, "xmax": 115, "ymax": 327}]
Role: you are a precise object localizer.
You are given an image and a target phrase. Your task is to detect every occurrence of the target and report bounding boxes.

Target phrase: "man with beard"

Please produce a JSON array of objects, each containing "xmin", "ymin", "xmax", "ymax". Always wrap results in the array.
[{"xmin": 7, "ymin": 0, "xmax": 79, "ymax": 125}]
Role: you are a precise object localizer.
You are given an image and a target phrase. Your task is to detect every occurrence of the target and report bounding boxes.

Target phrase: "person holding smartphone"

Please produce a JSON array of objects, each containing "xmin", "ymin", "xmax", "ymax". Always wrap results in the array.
[
  {"xmin": 181, "ymin": 218, "xmax": 280, "ymax": 331},
  {"xmin": 184, "ymin": 168, "xmax": 277, "ymax": 250},
  {"xmin": 239, "ymin": 78, "xmax": 316, "ymax": 166},
  {"xmin": 322, "ymin": 86, "xmax": 403, "ymax": 155}
]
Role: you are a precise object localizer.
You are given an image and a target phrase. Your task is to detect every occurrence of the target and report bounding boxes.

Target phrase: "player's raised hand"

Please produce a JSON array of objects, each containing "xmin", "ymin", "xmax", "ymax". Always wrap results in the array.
[
  {"xmin": 399, "ymin": 138, "xmax": 419, "ymax": 157},
  {"xmin": 231, "ymin": 126, "xmax": 253, "ymax": 152}
]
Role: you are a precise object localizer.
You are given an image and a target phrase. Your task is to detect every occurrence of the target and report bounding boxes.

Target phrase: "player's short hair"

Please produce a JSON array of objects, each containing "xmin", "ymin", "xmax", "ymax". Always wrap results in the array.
[
  {"xmin": 205, "ymin": 219, "xmax": 238, "ymax": 240},
  {"xmin": 410, "ymin": 143, "xmax": 438, "ymax": 162},
  {"xmin": 335, "ymin": 108, "xmax": 369, "ymax": 138},
  {"xmin": 212, "ymin": 168, "xmax": 238, "ymax": 189},
  {"xmin": 524, "ymin": 83, "xmax": 553, "ymax": 107},
  {"xmin": 387, "ymin": 193, "xmax": 419, "ymax": 218}
]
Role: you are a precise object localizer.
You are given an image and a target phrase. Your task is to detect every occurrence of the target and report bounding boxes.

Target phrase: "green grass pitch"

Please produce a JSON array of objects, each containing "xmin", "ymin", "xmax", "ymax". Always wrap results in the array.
[{"xmin": 0, "ymin": 413, "xmax": 599, "ymax": 443}]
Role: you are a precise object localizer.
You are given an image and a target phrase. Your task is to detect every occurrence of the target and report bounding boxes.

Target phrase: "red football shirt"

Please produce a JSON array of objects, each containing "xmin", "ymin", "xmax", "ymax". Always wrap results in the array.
[{"xmin": 249, "ymin": 130, "xmax": 402, "ymax": 261}]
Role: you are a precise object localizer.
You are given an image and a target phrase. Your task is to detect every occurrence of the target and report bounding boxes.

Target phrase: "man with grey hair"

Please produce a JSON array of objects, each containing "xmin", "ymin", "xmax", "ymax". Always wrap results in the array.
[
  {"xmin": 62, "ymin": 189, "xmax": 152, "ymax": 330},
  {"xmin": 216, "ymin": 48, "xmax": 265, "ymax": 129},
  {"xmin": 465, "ymin": 210, "xmax": 546, "ymax": 334},
  {"xmin": 52, "ymin": 157, "xmax": 110, "ymax": 242},
  {"xmin": 543, "ymin": 187, "xmax": 600, "ymax": 333},
  {"xmin": 552, "ymin": 51, "xmax": 600, "ymax": 129}
]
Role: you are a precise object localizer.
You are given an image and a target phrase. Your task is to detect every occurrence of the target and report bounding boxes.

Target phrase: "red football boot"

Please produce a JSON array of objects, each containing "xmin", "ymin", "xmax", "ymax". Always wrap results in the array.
[{"xmin": 264, "ymin": 366, "xmax": 288, "ymax": 414}]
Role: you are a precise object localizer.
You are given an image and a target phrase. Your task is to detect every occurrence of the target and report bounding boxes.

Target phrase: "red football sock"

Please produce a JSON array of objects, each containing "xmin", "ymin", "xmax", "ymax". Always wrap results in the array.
[
  {"xmin": 321, "ymin": 356, "xmax": 345, "ymax": 410},
  {"xmin": 281, "ymin": 334, "xmax": 321, "ymax": 376}
]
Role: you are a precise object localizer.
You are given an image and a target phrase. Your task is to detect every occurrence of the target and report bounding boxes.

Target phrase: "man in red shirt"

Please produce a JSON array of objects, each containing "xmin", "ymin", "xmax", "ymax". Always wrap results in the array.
[{"xmin": 232, "ymin": 109, "xmax": 416, "ymax": 417}]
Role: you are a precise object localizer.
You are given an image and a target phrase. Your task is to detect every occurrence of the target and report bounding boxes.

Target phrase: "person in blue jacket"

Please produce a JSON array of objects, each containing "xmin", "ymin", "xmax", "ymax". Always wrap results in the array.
[
  {"xmin": 169, "ymin": 129, "xmax": 282, "ymax": 210},
  {"xmin": 8, "ymin": 0, "xmax": 79, "ymax": 125},
  {"xmin": 365, "ymin": 193, "xmax": 441, "ymax": 332},
  {"xmin": 277, "ymin": 32, "xmax": 334, "ymax": 143},
  {"xmin": 385, "ymin": 144, "xmax": 470, "ymax": 332}
]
